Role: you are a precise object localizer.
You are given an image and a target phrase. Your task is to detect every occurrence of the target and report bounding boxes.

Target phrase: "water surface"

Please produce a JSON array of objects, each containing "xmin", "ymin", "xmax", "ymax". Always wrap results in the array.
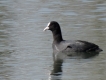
[{"xmin": 0, "ymin": 0, "xmax": 106, "ymax": 80}]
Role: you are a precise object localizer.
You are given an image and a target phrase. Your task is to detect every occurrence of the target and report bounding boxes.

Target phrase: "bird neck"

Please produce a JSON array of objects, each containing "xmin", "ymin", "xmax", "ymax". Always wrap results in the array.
[{"xmin": 52, "ymin": 29, "xmax": 63, "ymax": 43}]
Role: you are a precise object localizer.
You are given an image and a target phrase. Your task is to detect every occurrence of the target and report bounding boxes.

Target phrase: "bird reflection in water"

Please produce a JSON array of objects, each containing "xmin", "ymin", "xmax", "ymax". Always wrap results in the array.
[{"xmin": 49, "ymin": 51, "xmax": 100, "ymax": 80}]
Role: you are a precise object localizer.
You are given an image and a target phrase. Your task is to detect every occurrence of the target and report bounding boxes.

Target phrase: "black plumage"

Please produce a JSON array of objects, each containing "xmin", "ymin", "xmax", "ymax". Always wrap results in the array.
[{"xmin": 43, "ymin": 21, "xmax": 102, "ymax": 53}]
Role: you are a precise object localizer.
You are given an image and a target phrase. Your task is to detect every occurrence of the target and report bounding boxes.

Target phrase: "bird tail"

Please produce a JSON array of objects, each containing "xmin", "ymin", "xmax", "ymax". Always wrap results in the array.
[{"xmin": 96, "ymin": 48, "xmax": 103, "ymax": 52}]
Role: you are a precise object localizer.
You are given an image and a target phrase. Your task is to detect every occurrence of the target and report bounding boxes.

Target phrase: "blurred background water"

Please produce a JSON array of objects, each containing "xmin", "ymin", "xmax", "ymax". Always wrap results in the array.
[{"xmin": 0, "ymin": 0, "xmax": 106, "ymax": 80}]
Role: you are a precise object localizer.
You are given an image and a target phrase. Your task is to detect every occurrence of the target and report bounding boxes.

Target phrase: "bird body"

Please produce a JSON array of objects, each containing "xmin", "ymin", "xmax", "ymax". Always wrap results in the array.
[{"xmin": 52, "ymin": 40, "xmax": 101, "ymax": 53}]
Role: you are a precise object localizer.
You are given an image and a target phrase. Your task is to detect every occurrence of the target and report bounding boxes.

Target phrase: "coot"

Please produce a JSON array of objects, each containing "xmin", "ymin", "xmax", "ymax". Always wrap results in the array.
[{"xmin": 43, "ymin": 21, "xmax": 102, "ymax": 53}]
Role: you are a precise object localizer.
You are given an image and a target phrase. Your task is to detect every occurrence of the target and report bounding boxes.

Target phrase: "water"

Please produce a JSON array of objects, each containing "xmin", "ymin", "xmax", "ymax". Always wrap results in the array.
[{"xmin": 0, "ymin": 0, "xmax": 106, "ymax": 80}]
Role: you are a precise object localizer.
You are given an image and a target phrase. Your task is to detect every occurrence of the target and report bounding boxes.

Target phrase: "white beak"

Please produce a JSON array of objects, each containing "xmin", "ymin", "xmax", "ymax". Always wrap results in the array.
[{"xmin": 43, "ymin": 26, "xmax": 49, "ymax": 31}]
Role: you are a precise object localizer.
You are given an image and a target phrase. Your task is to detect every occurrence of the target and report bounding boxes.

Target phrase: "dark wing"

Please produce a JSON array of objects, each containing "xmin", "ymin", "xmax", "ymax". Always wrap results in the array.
[{"xmin": 66, "ymin": 40, "xmax": 99, "ymax": 52}]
